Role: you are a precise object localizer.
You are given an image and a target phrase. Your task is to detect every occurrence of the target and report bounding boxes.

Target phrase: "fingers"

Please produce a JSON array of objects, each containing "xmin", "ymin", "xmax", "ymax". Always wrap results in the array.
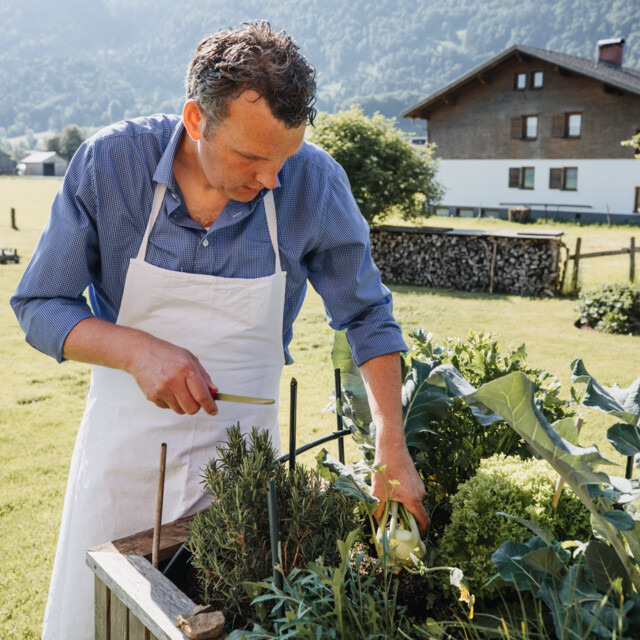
[{"xmin": 131, "ymin": 336, "xmax": 219, "ymax": 416}]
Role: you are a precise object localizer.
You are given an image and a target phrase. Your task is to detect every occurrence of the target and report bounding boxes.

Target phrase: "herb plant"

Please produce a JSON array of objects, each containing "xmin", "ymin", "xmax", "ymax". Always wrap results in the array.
[{"xmin": 186, "ymin": 425, "xmax": 359, "ymax": 626}]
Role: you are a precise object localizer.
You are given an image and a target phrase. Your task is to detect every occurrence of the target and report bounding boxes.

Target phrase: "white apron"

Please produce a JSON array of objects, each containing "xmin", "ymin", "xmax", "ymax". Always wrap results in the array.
[{"xmin": 42, "ymin": 185, "xmax": 286, "ymax": 640}]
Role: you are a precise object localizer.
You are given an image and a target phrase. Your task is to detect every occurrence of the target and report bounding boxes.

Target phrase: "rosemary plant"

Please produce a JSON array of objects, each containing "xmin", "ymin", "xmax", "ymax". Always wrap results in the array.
[{"xmin": 186, "ymin": 424, "xmax": 360, "ymax": 625}]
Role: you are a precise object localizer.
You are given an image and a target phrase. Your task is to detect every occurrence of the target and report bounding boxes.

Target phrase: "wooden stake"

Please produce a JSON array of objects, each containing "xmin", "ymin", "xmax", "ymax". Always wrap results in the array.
[
  {"xmin": 570, "ymin": 237, "xmax": 582, "ymax": 294},
  {"xmin": 489, "ymin": 241, "xmax": 498, "ymax": 293},
  {"xmin": 10, "ymin": 207, "xmax": 17, "ymax": 230},
  {"xmin": 152, "ymin": 443, "xmax": 167, "ymax": 569},
  {"xmin": 551, "ymin": 417, "xmax": 583, "ymax": 508},
  {"xmin": 630, "ymin": 237, "xmax": 636, "ymax": 283}
]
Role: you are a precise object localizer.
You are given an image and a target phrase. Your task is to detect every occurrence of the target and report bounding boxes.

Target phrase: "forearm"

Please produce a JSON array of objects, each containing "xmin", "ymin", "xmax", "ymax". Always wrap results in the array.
[
  {"xmin": 359, "ymin": 352, "xmax": 405, "ymax": 452},
  {"xmin": 62, "ymin": 317, "xmax": 148, "ymax": 372},
  {"xmin": 360, "ymin": 351, "xmax": 429, "ymax": 534},
  {"xmin": 62, "ymin": 317, "xmax": 217, "ymax": 416}
]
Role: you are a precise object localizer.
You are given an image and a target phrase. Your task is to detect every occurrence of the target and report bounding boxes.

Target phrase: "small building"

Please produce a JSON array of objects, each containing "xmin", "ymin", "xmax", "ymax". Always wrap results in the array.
[
  {"xmin": 18, "ymin": 151, "xmax": 68, "ymax": 177},
  {"xmin": 0, "ymin": 149, "xmax": 16, "ymax": 174},
  {"xmin": 403, "ymin": 38, "xmax": 640, "ymax": 223}
]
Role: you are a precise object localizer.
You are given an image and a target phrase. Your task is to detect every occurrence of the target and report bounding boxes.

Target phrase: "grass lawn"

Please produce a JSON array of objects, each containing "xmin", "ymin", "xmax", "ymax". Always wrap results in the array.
[{"xmin": 1, "ymin": 175, "xmax": 639, "ymax": 638}]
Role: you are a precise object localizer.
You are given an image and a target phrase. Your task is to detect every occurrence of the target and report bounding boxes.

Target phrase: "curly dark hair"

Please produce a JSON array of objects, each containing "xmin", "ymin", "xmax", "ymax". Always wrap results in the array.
[{"xmin": 185, "ymin": 21, "xmax": 316, "ymax": 133}]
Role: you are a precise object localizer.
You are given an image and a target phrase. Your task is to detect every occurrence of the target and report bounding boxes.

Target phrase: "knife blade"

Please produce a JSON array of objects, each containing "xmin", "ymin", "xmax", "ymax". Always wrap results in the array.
[{"xmin": 212, "ymin": 391, "xmax": 275, "ymax": 405}]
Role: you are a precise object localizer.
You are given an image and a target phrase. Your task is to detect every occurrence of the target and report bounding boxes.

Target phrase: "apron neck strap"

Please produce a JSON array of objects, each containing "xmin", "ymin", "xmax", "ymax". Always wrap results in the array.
[
  {"xmin": 137, "ymin": 184, "xmax": 281, "ymax": 274},
  {"xmin": 136, "ymin": 183, "xmax": 166, "ymax": 260},
  {"xmin": 263, "ymin": 190, "xmax": 281, "ymax": 273}
]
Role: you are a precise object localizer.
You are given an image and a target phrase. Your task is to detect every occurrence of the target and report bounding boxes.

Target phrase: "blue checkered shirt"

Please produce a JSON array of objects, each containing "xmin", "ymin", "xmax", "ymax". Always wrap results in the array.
[{"xmin": 11, "ymin": 114, "xmax": 407, "ymax": 366}]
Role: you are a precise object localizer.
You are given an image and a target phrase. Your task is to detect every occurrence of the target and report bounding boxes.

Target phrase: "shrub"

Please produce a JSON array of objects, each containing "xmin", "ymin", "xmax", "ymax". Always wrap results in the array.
[
  {"xmin": 438, "ymin": 454, "xmax": 591, "ymax": 599},
  {"xmin": 186, "ymin": 425, "xmax": 360, "ymax": 626},
  {"xmin": 575, "ymin": 282, "xmax": 640, "ymax": 334},
  {"xmin": 308, "ymin": 105, "xmax": 444, "ymax": 226}
]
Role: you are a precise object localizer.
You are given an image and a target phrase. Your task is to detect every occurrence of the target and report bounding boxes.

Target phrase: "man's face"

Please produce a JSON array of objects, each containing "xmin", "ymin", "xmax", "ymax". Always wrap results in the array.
[{"xmin": 189, "ymin": 90, "xmax": 306, "ymax": 202}]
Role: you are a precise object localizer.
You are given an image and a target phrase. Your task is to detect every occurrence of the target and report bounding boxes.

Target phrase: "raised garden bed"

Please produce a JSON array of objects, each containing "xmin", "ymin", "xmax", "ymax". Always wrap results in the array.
[{"xmin": 86, "ymin": 516, "xmax": 199, "ymax": 640}]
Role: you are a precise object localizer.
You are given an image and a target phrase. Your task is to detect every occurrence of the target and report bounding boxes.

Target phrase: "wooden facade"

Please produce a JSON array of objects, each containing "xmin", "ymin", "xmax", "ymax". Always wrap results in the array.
[{"xmin": 422, "ymin": 55, "xmax": 640, "ymax": 161}]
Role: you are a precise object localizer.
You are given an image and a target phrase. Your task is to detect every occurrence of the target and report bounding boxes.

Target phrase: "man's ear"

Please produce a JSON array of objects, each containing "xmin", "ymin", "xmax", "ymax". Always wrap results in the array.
[{"xmin": 183, "ymin": 100, "xmax": 204, "ymax": 141}]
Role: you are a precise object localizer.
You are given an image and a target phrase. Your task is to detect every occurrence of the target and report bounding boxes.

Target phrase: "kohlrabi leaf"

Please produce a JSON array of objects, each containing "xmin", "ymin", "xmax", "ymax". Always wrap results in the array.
[
  {"xmin": 607, "ymin": 422, "xmax": 640, "ymax": 457},
  {"xmin": 571, "ymin": 358, "xmax": 640, "ymax": 426},
  {"xmin": 331, "ymin": 330, "xmax": 372, "ymax": 426},
  {"xmin": 425, "ymin": 364, "xmax": 503, "ymax": 426},
  {"xmin": 402, "ymin": 359, "xmax": 447, "ymax": 449},
  {"xmin": 521, "ymin": 545, "xmax": 568, "ymax": 581},
  {"xmin": 491, "ymin": 537, "xmax": 550, "ymax": 593},
  {"xmin": 583, "ymin": 539, "xmax": 631, "ymax": 594},
  {"xmin": 496, "ymin": 512, "xmax": 554, "ymax": 545},
  {"xmin": 602, "ymin": 510, "xmax": 635, "ymax": 530}
]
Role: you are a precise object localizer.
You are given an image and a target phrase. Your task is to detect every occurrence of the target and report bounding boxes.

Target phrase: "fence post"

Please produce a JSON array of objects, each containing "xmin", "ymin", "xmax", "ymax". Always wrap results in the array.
[
  {"xmin": 570, "ymin": 237, "xmax": 582, "ymax": 293},
  {"xmin": 631, "ymin": 237, "xmax": 636, "ymax": 283},
  {"xmin": 11, "ymin": 207, "xmax": 18, "ymax": 230}
]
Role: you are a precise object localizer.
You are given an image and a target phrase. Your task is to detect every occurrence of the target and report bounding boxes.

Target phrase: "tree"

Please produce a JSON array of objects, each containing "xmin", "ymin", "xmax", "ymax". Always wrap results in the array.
[
  {"xmin": 308, "ymin": 105, "xmax": 443, "ymax": 226},
  {"xmin": 47, "ymin": 124, "xmax": 85, "ymax": 162}
]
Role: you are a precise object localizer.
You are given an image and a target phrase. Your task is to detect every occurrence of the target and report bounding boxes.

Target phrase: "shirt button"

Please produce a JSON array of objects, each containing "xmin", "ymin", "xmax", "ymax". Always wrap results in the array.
[{"xmin": 203, "ymin": 238, "xmax": 209, "ymax": 247}]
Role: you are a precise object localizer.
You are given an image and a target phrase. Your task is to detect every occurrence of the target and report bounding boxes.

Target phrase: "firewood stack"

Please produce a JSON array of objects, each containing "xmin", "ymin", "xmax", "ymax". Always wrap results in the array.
[{"xmin": 370, "ymin": 227, "xmax": 562, "ymax": 297}]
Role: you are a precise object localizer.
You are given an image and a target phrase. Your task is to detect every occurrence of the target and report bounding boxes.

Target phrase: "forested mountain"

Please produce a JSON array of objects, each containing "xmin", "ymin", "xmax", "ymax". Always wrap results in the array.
[{"xmin": 1, "ymin": 0, "xmax": 639, "ymax": 141}]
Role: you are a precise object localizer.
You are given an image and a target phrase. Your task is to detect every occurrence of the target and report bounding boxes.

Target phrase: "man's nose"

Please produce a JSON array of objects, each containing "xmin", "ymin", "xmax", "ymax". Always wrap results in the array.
[{"xmin": 255, "ymin": 163, "xmax": 279, "ymax": 190}]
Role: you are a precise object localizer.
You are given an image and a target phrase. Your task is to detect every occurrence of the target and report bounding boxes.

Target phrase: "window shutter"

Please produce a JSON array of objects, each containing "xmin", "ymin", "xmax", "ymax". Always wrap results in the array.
[
  {"xmin": 510, "ymin": 117, "xmax": 522, "ymax": 139},
  {"xmin": 551, "ymin": 115, "xmax": 565, "ymax": 138},
  {"xmin": 549, "ymin": 168, "xmax": 562, "ymax": 189},
  {"xmin": 509, "ymin": 167, "xmax": 521, "ymax": 188}
]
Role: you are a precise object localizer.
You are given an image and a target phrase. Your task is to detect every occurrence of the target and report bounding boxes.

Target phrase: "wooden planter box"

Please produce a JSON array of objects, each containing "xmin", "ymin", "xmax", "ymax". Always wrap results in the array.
[{"xmin": 86, "ymin": 517, "xmax": 197, "ymax": 640}]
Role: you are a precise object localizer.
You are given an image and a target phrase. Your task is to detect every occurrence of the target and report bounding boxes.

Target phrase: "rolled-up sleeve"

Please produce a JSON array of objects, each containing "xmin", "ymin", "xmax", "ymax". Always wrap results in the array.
[
  {"xmin": 306, "ymin": 164, "xmax": 407, "ymax": 366},
  {"xmin": 10, "ymin": 142, "xmax": 99, "ymax": 362}
]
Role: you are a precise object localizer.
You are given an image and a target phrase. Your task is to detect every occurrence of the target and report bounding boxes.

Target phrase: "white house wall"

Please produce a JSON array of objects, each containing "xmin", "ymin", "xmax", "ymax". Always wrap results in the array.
[{"xmin": 438, "ymin": 159, "xmax": 640, "ymax": 216}]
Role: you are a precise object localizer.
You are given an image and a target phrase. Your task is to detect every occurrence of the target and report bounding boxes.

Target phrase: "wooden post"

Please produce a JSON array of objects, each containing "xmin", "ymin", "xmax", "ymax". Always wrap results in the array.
[
  {"xmin": 10, "ymin": 207, "xmax": 18, "ymax": 230},
  {"xmin": 631, "ymin": 237, "xmax": 636, "ymax": 283},
  {"xmin": 570, "ymin": 237, "xmax": 582, "ymax": 293},
  {"xmin": 489, "ymin": 241, "xmax": 498, "ymax": 294}
]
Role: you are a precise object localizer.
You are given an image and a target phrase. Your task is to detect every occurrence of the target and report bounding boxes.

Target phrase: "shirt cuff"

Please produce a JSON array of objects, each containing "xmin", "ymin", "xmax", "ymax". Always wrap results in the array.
[{"xmin": 346, "ymin": 321, "xmax": 408, "ymax": 367}]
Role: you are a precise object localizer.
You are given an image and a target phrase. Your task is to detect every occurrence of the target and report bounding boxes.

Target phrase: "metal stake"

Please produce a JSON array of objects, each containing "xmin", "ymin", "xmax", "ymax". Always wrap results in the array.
[
  {"xmin": 334, "ymin": 368, "xmax": 345, "ymax": 464},
  {"xmin": 289, "ymin": 378, "xmax": 297, "ymax": 474},
  {"xmin": 267, "ymin": 479, "xmax": 283, "ymax": 628}
]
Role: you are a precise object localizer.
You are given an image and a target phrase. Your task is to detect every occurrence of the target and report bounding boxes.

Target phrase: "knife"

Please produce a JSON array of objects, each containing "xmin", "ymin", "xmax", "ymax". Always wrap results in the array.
[{"xmin": 211, "ymin": 390, "xmax": 275, "ymax": 405}]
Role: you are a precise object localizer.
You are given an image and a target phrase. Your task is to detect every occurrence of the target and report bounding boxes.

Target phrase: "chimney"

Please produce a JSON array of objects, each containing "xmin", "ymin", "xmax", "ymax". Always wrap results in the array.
[{"xmin": 597, "ymin": 38, "xmax": 625, "ymax": 67}]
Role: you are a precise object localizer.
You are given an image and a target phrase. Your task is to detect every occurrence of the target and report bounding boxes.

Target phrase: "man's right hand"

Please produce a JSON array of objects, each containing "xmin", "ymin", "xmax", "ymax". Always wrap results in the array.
[{"xmin": 62, "ymin": 317, "xmax": 218, "ymax": 415}]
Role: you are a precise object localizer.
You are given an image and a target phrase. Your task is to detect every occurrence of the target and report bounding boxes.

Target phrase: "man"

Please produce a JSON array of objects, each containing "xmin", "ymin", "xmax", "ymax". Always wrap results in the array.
[{"xmin": 11, "ymin": 21, "xmax": 427, "ymax": 639}]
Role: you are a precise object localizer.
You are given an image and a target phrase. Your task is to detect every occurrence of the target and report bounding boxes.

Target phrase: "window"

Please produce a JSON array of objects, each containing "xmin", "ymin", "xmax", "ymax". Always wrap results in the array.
[
  {"xmin": 510, "ymin": 115, "xmax": 538, "ymax": 139},
  {"xmin": 531, "ymin": 71, "xmax": 544, "ymax": 88},
  {"xmin": 524, "ymin": 115, "xmax": 538, "ymax": 139},
  {"xmin": 564, "ymin": 168, "xmax": 578, "ymax": 191},
  {"xmin": 549, "ymin": 167, "xmax": 578, "ymax": 190},
  {"xmin": 552, "ymin": 112, "xmax": 582, "ymax": 138},
  {"xmin": 566, "ymin": 113, "xmax": 581, "ymax": 137},
  {"xmin": 635, "ymin": 187, "xmax": 640, "ymax": 213},
  {"xmin": 515, "ymin": 73, "xmax": 527, "ymax": 90},
  {"xmin": 509, "ymin": 167, "xmax": 535, "ymax": 189},
  {"xmin": 522, "ymin": 167, "xmax": 535, "ymax": 189}
]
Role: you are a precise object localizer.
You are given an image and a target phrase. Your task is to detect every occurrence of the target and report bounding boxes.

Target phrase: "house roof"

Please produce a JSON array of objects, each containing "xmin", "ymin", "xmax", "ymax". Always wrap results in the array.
[
  {"xmin": 21, "ymin": 151, "xmax": 65, "ymax": 164},
  {"xmin": 402, "ymin": 43, "xmax": 640, "ymax": 119}
]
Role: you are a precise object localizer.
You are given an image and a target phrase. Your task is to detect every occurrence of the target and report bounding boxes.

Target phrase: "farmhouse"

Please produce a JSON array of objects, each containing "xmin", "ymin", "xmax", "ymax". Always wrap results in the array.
[
  {"xmin": 0, "ymin": 149, "xmax": 16, "ymax": 174},
  {"xmin": 403, "ymin": 38, "xmax": 640, "ymax": 223},
  {"xmin": 18, "ymin": 150, "xmax": 68, "ymax": 176}
]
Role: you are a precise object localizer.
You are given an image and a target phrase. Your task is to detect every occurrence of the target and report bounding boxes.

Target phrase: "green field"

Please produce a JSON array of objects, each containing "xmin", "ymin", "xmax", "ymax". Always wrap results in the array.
[{"xmin": 1, "ymin": 175, "xmax": 639, "ymax": 638}]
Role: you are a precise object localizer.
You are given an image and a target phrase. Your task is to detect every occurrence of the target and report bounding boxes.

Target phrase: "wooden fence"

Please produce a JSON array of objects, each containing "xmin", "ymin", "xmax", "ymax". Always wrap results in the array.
[{"xmin": 563, "ymin": 237, "xmax": 638, "ymax": 292}]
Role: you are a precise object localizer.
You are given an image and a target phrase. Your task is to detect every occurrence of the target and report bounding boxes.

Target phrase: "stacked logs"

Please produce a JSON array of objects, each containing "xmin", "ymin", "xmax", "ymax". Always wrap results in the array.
[{"xmin": 370, "ymin": 227, "xmax": 562, "ymax": 297}]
